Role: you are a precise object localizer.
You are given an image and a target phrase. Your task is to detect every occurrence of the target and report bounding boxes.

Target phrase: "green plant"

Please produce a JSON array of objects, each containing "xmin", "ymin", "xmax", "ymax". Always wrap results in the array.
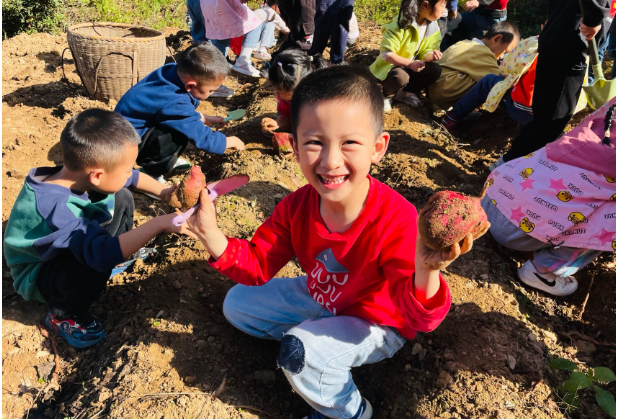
[
  {"xmin": 2, "ymin": 0, "xmax": 65, "ymax": 38},
  {"xmin": 550, "ymin": 357, "xmax": 616, "ymax": 417}
]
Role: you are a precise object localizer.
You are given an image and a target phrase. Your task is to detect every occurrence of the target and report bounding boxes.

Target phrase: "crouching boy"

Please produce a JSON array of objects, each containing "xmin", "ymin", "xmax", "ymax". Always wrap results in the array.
[
  {"xmin": 3, "ymin": 109, "xmax": 193, "ymax": 348},
  {"xmin": 186, "ymin": 66, "xmax": 478, "ymax": 419},
  {"xmin": 115, "ymin": 42, "xmax": 245, "ymax": 182}
]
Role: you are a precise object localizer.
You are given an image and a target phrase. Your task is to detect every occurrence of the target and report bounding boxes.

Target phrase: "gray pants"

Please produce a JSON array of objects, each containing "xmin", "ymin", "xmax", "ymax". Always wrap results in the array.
[{"xmin": 481, "ymin": 196, "xmax": 601, "ymax": 277}]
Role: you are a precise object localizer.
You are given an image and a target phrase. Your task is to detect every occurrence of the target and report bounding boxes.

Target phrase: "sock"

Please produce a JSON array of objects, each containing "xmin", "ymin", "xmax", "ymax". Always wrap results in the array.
[{"xmin": 238, "ymin": 46, "xmax": 253, "ymax": 64}]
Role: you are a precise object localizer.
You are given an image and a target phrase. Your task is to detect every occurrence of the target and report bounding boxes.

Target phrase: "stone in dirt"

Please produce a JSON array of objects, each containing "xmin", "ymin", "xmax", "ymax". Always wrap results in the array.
[
  {"xmin": 435, "ymin": 371, "xmax": 453, "ymax": 389},
  {"xmin": 506, "ymin": 355, "xmax": 516, "ymax": 370}
]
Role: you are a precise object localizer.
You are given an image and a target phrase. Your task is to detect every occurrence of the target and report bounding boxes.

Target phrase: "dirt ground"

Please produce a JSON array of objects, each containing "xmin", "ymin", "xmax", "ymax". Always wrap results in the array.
[{"xmin": 2, "ymin": 22, "xmax": 616, "ymax": 419}]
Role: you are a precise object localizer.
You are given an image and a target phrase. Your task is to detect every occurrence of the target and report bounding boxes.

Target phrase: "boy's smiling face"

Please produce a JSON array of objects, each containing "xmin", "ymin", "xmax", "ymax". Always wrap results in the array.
[{"xmin": 292, "ymin": 100, "xmax": 389, "ymax": 207}]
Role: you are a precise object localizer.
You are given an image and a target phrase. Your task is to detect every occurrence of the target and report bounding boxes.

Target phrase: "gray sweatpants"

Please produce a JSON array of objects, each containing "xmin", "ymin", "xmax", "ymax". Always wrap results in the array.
[{"xmin": 481, "ymin": 196, "xmax": 602, "ymax": 277}]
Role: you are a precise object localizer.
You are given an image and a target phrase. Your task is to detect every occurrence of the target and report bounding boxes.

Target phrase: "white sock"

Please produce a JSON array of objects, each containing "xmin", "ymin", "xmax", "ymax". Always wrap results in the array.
[{"xmin": 239, "ymin": 47, "xmax": 253, "ymax": 63}]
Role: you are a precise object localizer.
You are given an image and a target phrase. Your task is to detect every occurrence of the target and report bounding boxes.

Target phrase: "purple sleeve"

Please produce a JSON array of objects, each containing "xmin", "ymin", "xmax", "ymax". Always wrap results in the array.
[{"xmin": 124, "ymin": 169, "xmax": 141, "ymax": 189}]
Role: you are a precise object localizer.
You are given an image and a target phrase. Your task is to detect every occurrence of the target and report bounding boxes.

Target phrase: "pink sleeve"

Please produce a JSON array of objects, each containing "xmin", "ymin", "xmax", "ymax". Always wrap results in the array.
[
  {"xmin": 381, "ymin": 215, "xmax": 452, "ymax": 333},
  {"xmin": 209, "ymin": 198, "xmax": 295, "ymax": 286}
]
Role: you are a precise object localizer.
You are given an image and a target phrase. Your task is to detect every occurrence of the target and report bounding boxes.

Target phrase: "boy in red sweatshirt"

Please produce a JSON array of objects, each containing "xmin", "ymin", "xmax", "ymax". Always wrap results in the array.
[{"xmin": 186, "ymin": 66, "xmax": 477, "ymax": 419}]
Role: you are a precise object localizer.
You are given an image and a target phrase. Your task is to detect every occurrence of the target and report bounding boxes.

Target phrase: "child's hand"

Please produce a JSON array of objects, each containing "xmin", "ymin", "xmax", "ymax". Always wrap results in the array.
[
  {"xmin": 415, "ymin": 231, "xmax": 477, "ymax": 272},
  {"xmin": 580, "ymin": 22, "xmax": 601, "ymax": 41},
  {"xmin": 262, "ymin": 117, "xmax": 279, "ymax": 134},
  {"xmin": 425, "ymin": 50, "xmax": 442, "ymax": 62},
  {"xmin": 203, "ymin": 114, "xmax": 227, "ymax": 127},
  {"xmin": 185, "ymin": 190, "xmax": 229, "ymax": 259},
  {"xmin": 408, "ymin": 60, "xmax": 426, "ymax": 72},
  {"xmin": 158, "ymin": 213, "xmax": 198, "ymax": 238},
  {"xmin": 465, "ymin": 0, "xmax": 479, "ymax": 11},
  {"xmin": 159, "ymin": 184, "xmax": 178, "ymax": 203},
  {"xmin": 226, "ymin": 136, "xmax": 245, "ymax": 151}
]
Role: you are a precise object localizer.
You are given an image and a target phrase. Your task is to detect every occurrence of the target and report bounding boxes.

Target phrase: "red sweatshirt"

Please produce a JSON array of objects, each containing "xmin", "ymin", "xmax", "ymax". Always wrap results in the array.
[{"xmin": 210, "ymin": 177, "xmax": 452, "ymax": 339}]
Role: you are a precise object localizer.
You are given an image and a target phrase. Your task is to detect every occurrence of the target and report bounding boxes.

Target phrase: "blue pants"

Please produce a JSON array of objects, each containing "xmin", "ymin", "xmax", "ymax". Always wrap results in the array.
[
  {"xmin": 242, "ymin": 21, "xmax": 276, "ymax": 49},
  {"xmin": 309, "ymin": 0, "xmax": 354, "ymax": 63},
  {"xmin": 186, "ymin": 0, "xmax": 206, "ymax": 42},
  {"xmin": 441, "ymin": 8, "xmax": 507, "ymax": 51},
  {"xmin": 223, "ymin": 276, "xmax": 405, "ymax": 419},
  {"xmin": 451, "ymin": 74, "xmax": 533, "ymax": 125}
]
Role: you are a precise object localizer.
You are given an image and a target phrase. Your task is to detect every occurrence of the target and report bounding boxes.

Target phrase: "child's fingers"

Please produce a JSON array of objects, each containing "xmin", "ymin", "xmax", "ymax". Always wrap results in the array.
[
  {"xmin": 459, "ymin": 233, "xmax": 474, "ymax": 255},
  {"xmin": 443, "ymin": 241, "xmax": 461, "ymax": 262}
]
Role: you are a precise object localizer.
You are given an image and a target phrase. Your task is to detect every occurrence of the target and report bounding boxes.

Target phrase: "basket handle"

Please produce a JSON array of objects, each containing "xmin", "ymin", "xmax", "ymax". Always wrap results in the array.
[
  {"xmin": 61, "ymin": 47, "xmax": 84, "ymax": 90},
  {"xmin": 92, "ymin": 50, "xmax": 139, "ymax": 96}
]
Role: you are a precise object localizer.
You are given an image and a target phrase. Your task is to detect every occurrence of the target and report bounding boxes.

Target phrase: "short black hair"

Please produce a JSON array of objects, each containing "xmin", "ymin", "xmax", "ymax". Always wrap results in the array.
[
  {"xmin": 177, "ymin": 42, "xmax": 229, "ymax": 83},
  {"xmin": 268, "ymin": 49, "xmax": 329, "ymax": 93},
  {"xmin": 483, "ymin": 21, "xmax": 520, "ymax": 44},
  {"xmin": 290, "ymin": 66, "xmax": 384, "ymax": 138},
  {"xmin": 60, "ymin": 109, "xmax": 141, "ymax": 171},
  {"xmin": 398, "ymin": 0, "xmax": 450, "ymax": 30}
]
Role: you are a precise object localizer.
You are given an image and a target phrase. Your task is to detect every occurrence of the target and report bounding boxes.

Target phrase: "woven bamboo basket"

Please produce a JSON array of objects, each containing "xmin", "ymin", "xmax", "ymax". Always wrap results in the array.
[{"xmin": 66, "ymin": 23, "xmax": 166, "ymax": 101}]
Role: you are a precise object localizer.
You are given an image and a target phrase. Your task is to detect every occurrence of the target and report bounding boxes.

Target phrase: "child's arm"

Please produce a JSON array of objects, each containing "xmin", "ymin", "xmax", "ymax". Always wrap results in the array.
[
  {"xmin": 385, "ymin": 53, "xmax": 426, "ymax": 72},
  {"xmin": 118, "ymin": 213, "xmax": 194, "ymax": 259},
  {"xmin": 200, "ymin": 113, "xmax": 227, "ymax": 127},
  {"xmin": 133, "ymin": 172, "xmax": 177, "ymax": 202},
  {"xmin": 185, "ymin": 190, "xmax": 295, "ymax": 285}
]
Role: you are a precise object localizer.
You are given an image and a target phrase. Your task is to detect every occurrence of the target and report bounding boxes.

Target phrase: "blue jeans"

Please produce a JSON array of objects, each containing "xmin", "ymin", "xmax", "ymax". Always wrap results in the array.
[
  {"xmin": 209, "ymin": 39, "xmax": 230, "ymax": 58},
  {"xmin": 481, "ymin": 196, "xmax": 601, "ymax": 276},
  {"xmin": 309, "ymin": 0, "xmax": 354, "ymax": 63},
  {"xmin": 223, "ymin": 276, "xmax": 406, "ymax": 419},
  {"xmin": 243, "ymin": 21, "xmax": 276, "ymax": 49},
  {"xmin": 186, "ymin": 0, "xmax": 206, "ymax": 42},
  {"xmin": 441, "ymin": 8, "xmax": 507, "ymax": 51},
  {"xmin": 451, "ymin": 74, "xmax": 533, "ymax": 125}
]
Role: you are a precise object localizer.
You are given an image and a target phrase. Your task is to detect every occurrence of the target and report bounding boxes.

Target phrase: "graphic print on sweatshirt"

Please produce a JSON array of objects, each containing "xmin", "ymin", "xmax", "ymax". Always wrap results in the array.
[{"xmin": 309, "ymin": 248, "xmax": 349, "ymax": 315}]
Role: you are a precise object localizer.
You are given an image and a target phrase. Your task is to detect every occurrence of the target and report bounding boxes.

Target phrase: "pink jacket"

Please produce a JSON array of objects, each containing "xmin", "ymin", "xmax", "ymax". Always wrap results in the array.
[
  {"xmin": 200, "ymin": 0, "xmax": 261, "ymax": 40},
  {"xmin": 485, "ymin": 99, "xmax": 616, "ymax": 251}
]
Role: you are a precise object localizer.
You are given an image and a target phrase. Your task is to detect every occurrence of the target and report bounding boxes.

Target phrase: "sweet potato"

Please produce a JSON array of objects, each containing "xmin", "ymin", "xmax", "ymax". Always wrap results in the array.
[
  {"xmin": 272, "ymin": 132, "xmax": 293, "ymax": 157},
  {"xmin": 169, "ymin": 166, "xmax": 206, "ymax": 210},
  {"xmin": 418, "ymin": 191, "xmax": 490, "ymax": 250}
]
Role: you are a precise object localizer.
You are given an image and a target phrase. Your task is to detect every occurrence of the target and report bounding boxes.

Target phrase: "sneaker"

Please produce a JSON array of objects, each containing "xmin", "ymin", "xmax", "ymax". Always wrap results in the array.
[
  {"xmin": 394, "ymin": 90, "xmax": 422, "ymax": 108},
  {"xmin": 210, "ymin": 85, "xmax": 235, "ymax": 98},
  {"xmin": 303, "ymin": 399, "xmax": 372, "ymax": 419},
  {"xmin": 460, "ymin": 110, "xmax": 483, "ymax": 123},
  {"xmin": 233, "ymin": 60, "xmax": 261, "ymax": 77},
  {"xmin": 489, "ymin": 155, "xmax": 505, "ymax": 171},
  {"xmin": 173, "ymin": 157, "xmax": 191, "ymax": 173},
  {"xmin": 45, "ymin": 312, "xmax": 106, "ymax": 348},
  {"xmin": 253, "ymin": 47, "xmax": 271, "ymax": 61},
  {"xmin": 517, "ymin": 260, "xmax": 578, "ymax": 296},
  {"xmin": 384, "ymin": 98, "xmax": 392, "ymax": 113},
  {"xmin": 441, "ymin": 111, "xmax": 458, "ymax": 131}
]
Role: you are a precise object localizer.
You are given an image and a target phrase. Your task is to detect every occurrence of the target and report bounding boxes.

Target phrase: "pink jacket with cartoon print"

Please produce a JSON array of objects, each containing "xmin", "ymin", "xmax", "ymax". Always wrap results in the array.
[{"xmin": 485, "ymin": 99, "xmax": 616, "ymax": 251}]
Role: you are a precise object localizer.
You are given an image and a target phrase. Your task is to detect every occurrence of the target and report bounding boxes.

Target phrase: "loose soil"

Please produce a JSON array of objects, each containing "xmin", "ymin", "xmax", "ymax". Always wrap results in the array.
[{"xmin": 2, "ymin": 23, "xmax": 615, "ymax": 419}]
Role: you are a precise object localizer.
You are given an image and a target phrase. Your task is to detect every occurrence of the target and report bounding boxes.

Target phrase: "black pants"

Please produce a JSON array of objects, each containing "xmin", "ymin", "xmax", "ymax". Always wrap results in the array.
[
  {"xmin": 36, "ymin": 188, "xmax": 134, "ymax": 320},
  {"xmin": 382, "ymin": 62, "xmax": 442, "ymax": 97},
  {"xmin": 137, "ymin": 126, "xmax": 190, "ymax": 177},
  {"xmin": 503, "ymin": 55, "xmax": 586, "ymax": 162}
]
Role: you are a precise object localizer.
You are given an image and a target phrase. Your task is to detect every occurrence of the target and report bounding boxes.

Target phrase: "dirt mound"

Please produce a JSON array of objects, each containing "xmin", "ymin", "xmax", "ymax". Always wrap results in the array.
[{"xmin": 2, "ymin": 24, "xmax": 615, "ymax": 419}]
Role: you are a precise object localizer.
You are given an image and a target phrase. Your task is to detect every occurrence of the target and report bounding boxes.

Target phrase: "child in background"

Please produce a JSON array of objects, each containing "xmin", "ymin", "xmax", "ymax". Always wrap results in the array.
[
  {"xmin": 249, "ymin": 0, "xmax": 291, "ymax": 61},
  {"xmin": 441, "ymin": 0, "xmax": 509, "ymax": 51},
  {"xmin": 437, "ymin": 0, "xmax": 459, "ymax": 37},
  {"xmin": 186, "ymin": 66, "xmax": 476, "ymax": 419},
  {"xmin": 264, "ymin": 50, "xmax": 328, "ymax": 133},
  {"xmin": 369, "ymin": 0, "xmax": 448, "ymax": 113},
  {"xmin": 481, "ymin": 99, "xmax": 615, "ymax": 296},
  {"xmin": 428, "ymin": 20, "xmax": 519, "ymax": 111},
  {"xmin": 308, "ymin": 0, "xmax": 355, "ymax": 64},
  {"xmin": 3, "ymin": 109, "xmax": 193, "ymax": 348},
  {"xmin": 272, "ymin": 0, "xmax": 316, "ymax": 59},
  {"xmin": 115, "ymin": 43, "xmax": 245, "ymax": 183}
]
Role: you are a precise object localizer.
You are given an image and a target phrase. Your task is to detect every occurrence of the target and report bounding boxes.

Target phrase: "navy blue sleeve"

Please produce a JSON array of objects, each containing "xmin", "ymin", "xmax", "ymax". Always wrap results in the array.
[
  {"xmin": 124, "ymin": 169, "xmax": 141, "ymax": 189},
  {"xmin": 581, "ymin": 0, "xmax": 610, "ymax": 27},
  {"xmin": 33, "ymin": 195, "xmax": 124, "ymax": 272},
  {"xmin": 158, "ymin": 99, "xmax": 227, "ymax": 154}
]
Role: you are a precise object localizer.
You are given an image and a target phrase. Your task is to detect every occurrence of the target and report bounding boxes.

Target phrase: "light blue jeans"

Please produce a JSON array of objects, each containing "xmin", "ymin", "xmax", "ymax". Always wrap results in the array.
[
  {"xmin": 223, "ymin": 276, "xmax": 406, "ymax": 419},
  {"xmin": 481, "ymin": 196, "xmax": 601, "ymax": 276},
  {"xmin": 209, "ymin": 39, "xmax": 230, "ymax": 58},
  {"xmin": 243, "ymin": 21, "xmax": 276, "ymax": 49}
]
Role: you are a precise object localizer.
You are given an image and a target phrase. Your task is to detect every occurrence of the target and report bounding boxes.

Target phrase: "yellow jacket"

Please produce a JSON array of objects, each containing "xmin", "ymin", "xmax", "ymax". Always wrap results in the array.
[
  {"xmin": 428, "ymin": 40, "xmax": 501, "ymax": 110},
  {"xmin": 369, "ymin": 17, "xmax": 441, "ymax": 81}
]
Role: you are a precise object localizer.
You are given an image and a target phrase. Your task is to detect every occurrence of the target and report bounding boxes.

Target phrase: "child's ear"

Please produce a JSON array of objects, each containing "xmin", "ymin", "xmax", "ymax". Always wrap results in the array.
[
  {"xmin": 290, "ymin": 134, "xmax": 301, "ymax": 163},
  {"xmin": 492, "ymin": 34, "xmax": 503, "ymax": 44},
  {"xmin": 371, "ymin": 132, "xmax": 390, "ymax": 164},
  {"xmin": 184, "ymin": 80, "xmax": 197, "ymax": 92},
  {"xmin": 88, "ymin": 169, "xmax": 105, "ymax": 186}
]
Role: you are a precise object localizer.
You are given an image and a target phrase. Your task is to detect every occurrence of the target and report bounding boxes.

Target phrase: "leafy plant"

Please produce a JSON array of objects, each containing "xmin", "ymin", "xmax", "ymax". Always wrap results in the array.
[{"xmin": 550, "ymin": 357, "xmax": 616, "ymax": 417}]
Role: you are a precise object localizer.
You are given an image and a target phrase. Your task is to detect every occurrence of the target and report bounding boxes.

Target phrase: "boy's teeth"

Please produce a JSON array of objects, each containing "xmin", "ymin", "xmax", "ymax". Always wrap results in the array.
[{"xmin": 320, "ymin": 175, "xmax": 347, "ymax": 184}]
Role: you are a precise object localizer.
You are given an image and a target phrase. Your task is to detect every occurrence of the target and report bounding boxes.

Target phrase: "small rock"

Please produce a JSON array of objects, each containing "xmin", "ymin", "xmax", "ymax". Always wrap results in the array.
[
  {"xmin": 98, "ymin": 388, "xmax": 112, "ymax": 403},
  {"xmin": 532, "ymin": 344, "xmax": 543, "ymax": 355},
  {"xmin": 528, "ymin": 332, "xmax": 538, "ymax": 342},
  {"xmin": 435, "ymin": 371, "xmax": 453, "ymax": 389},
  {"xmin": 480, "ymin": 274, "xmax": 489, "ymax": 280},
  {"xmin": 411, "ymin": 343, "xmax": 423, "ymax": 355},
  {"xmin": 185, "ymin": 376, "xmax": 197, "ymax": 384},
  {"xmin": 542, "ymin": 330, "xmax": 556, "ymax": 341},
  {"xmin": 506, "ymin": 355, "xmax": 516, "ymax": 370},
  {"xmin": 418, "ymin": 348, "xmax": 427, "ymax": 361},
  {"xmin": 172, "ymin": 280, "xmax": 182, "ymax": 290},
  {"xmin": 254, "ymin": 370, "xmax": 276, "ymax": 387},
  {"xmin": 35, "ymin": 350, "xmax": 51, "ymax": 359}
]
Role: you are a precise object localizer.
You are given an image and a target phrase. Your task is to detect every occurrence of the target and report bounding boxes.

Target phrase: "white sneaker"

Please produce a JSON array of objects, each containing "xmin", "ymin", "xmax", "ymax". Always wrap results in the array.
[
  {"xmin": 253, "ymin": 47, "xmax": 271, "ymax": 61},
  {"xmin": 517, "ymin": 260, "xmax": 578, "ymax": 296},
  {"xmin": 210, "ymin": 85, "xmax": 235, "ymax": 98},
  {"xmin": 233, "ymin": 59, "xmax": 261, "ymax": 77},
  {"xmin": 384, "ymin": 98, "xmax": 392, "ymax": 113},
  {"xmin": 173, "ymin": 157, "xmax": 191, "ymax": 173},
  {"xmin": 394, "ymin": 90, "xmax": 422, "ymax": 108},
  {"xmin": 302, "ymin": 399, "xmax": 372, "ymax": 419}
]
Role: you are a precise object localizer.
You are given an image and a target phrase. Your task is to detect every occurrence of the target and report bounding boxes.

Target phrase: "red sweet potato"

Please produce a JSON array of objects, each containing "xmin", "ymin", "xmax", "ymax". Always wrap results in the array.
[
  {"xmin": 418, "ymin": 191, "xmax": 490, "ymax": 250},
  {"xmin": 169, "ymin": 166, "xmax": 206, "ymax": 210},
  {"xmin": 272, "ymin": 132, "xmax": 293, "ymax": 157}
]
